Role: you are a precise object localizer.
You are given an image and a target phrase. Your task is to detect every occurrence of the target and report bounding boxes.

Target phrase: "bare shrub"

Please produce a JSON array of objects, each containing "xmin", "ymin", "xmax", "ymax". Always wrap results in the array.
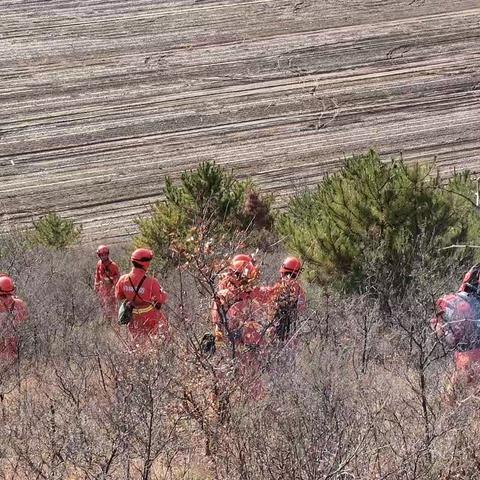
[{"xmin": 1, "ymin": 227, "xmax": 480, "ymax": 479}]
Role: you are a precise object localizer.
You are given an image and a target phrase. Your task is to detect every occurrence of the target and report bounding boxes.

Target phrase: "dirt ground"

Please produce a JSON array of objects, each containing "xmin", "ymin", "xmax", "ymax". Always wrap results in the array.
[{"xmin": 0, "ymin": 0, "xmax": 479, "ymax": 242}]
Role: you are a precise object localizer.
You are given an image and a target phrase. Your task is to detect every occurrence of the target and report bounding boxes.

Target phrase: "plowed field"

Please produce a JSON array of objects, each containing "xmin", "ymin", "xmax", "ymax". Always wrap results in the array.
[{"xmin": 1, "ymin": 0, "xmax": 479, "ymax": 242}]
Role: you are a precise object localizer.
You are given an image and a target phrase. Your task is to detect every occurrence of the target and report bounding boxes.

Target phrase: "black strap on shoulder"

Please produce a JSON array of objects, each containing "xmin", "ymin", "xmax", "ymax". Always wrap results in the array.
[{"xmin": 128, "ymin": 275, "xmax": 147, "ymax": 303}]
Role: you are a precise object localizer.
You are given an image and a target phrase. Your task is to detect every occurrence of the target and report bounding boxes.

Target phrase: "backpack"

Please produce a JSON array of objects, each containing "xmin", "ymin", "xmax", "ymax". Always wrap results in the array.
[
  {"xmin": 118, "ymin": 275, "xmax": 146, "ymax": 325},
  {"xmin": 272, "ymin": 282, "xmax": 299, "ymax": 341},
  {"xmin": 200, "ymin": 332, "xmax": 216, "ymax": 357}
]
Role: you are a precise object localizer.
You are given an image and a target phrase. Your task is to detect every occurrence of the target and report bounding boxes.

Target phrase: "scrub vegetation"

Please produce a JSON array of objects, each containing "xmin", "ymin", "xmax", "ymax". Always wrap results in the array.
[
  {"xmin": 134, "ymin": 161, "xmax": 273, "ymax": 269},
  {"xmin": 277, "ymin": 150, "xmax": 480, "ymax": 296},
  {"xmin": 1, "ymin": 154, "xmax": 480, "ymax": 479},
  {"xmin": 29, "ymin": 212, "xmax": 82, "ymax": 250}
]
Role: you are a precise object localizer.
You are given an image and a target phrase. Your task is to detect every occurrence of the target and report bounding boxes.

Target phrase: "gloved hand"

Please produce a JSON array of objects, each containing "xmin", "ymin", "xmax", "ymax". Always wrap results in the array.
[{"xmin": 154, "ymin": 301, "xmax": 163, "ymax": 310}]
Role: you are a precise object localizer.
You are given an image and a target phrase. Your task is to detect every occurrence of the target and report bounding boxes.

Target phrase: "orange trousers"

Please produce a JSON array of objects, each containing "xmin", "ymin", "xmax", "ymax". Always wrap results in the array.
[
  {"xmin": 128, "ymin": 308, "xmax": 168, "ymax": 342},
  {"xmin": 97, "ymin": 286, "xmax": 117, "ymax": 320}
]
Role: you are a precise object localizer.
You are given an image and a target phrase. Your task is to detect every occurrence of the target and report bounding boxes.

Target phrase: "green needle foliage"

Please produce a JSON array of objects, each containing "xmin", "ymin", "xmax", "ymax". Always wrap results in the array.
[
  {"xmin": 277, "ymin": 150, "xmax": 480, "ymax": 297},
  {"xmin": 29, "ymin": 212, "xmax": 82, "ymax": 249},
  {"xmin": 135, "ymin": 161, "xmax": 272, "ymax": 267}
]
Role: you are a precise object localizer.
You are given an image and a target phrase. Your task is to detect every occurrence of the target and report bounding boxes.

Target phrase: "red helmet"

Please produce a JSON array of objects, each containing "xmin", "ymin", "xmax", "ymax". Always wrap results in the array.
[
  {"xmin": 0, "ymin": 276, "xmax": 15, "ymax": 295},
  {"xmin": 232, "ymin": 254, "xmax": 253, "ymax": 264},
  {"xmin": 96, "ymin": 245, "xmax": 109, "ymax": 256},
  {"xmin": 131, "ymin": 248, "xmax": 154, "ymax": 269},
  {"xmin": 280, "ymin": 257, "xmax": 302, "ymax": 276}
]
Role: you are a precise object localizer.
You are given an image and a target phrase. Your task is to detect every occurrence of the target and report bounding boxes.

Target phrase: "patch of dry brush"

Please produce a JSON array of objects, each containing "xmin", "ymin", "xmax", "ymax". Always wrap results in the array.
[{"xmin": 0, "ymin": 239, "xmax": 479, "ymax": 479}]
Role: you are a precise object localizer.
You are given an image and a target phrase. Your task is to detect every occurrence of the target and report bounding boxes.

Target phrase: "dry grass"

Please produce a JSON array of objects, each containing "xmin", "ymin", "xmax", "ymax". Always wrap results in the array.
[{"xmin": 0, "ymin": 233, "xmax": 479, "ymax": 478}]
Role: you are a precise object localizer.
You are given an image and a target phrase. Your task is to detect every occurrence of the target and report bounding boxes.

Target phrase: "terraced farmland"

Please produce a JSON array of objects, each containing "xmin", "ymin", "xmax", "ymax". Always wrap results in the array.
[{"xmin": 1, "ymin": 0, "xmax": 479, "ymax": 242}]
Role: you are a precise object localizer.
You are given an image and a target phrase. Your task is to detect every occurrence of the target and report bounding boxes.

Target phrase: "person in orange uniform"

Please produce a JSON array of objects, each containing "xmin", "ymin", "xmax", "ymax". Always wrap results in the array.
[
  {"xmin": 212, "ymin": 259, "xmax": 269, "ymax": 346},
  {"xmin": 94, "ymin": 245, "xmax": 120, "ymax": 320},
  {"xmin": 115, "ymin": 248, "xmax": 168, "ymax": 342},
  {"xmin": 431, "ymin": 291, "xmax": 480, "ymax": 398},
  {"xmin": 268, "ymin": 257, "xmax": 306, "ymax": 343},
  {"xmin": 212, "ymin": 259, "xmax": 271, "ymax": 398},
  {"xmin": 0, "ymin": 275, "xmax": 28, "ymax": 361}
]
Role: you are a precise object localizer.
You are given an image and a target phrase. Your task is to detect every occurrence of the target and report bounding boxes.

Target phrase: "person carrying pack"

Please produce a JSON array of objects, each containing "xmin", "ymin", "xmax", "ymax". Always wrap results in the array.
[
  {"xmin": 432, "ymin": 290, "xmax": 480, "ymax": 395},
  {"xmin": 267, "ymin": 257, "xmax": 306, "ymax": 343},
  {"xmin": 94, "ymin": 245, "xmax": 120, "ymax": 321},
  {"xmin": 115, "ymin": 248, "xmax": 168, "ymax": 342}
]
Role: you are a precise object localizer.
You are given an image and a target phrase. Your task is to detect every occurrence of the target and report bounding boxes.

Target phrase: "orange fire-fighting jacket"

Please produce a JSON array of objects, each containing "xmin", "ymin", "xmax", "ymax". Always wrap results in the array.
[
  {"xmin": 0, "ymin": 296, "xmax": 28, "ymax": 359},
  {"xmin": 94, "ymin": 260, "xmax": 120, "ymax": 294},
  {"xmin": 212, "ymin": 286, "xmax": 271, "ymax": 346},
  {"xmin": 115, "ymin": 267, "xmax": 168, "ymax": 338}
]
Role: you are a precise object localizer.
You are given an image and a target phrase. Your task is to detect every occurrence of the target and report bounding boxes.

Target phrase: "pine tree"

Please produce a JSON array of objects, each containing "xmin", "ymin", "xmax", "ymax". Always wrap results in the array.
[
  {"xmin": 277, "ymin": 150, "xmax": 480, "ymax": 298},
  {"xmin": 135, "ymin": 161, "xmax": 272, "ymax": 267},
  {"xmin": 29, "ymin": 212, "xmax": 82, "ymax": 249}
]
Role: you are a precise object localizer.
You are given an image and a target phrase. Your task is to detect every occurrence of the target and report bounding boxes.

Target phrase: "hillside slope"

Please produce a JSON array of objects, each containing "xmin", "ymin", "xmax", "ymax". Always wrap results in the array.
[{"xmin": 0, "ymin": 0, "xmax": 479, "ymax": 242}]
